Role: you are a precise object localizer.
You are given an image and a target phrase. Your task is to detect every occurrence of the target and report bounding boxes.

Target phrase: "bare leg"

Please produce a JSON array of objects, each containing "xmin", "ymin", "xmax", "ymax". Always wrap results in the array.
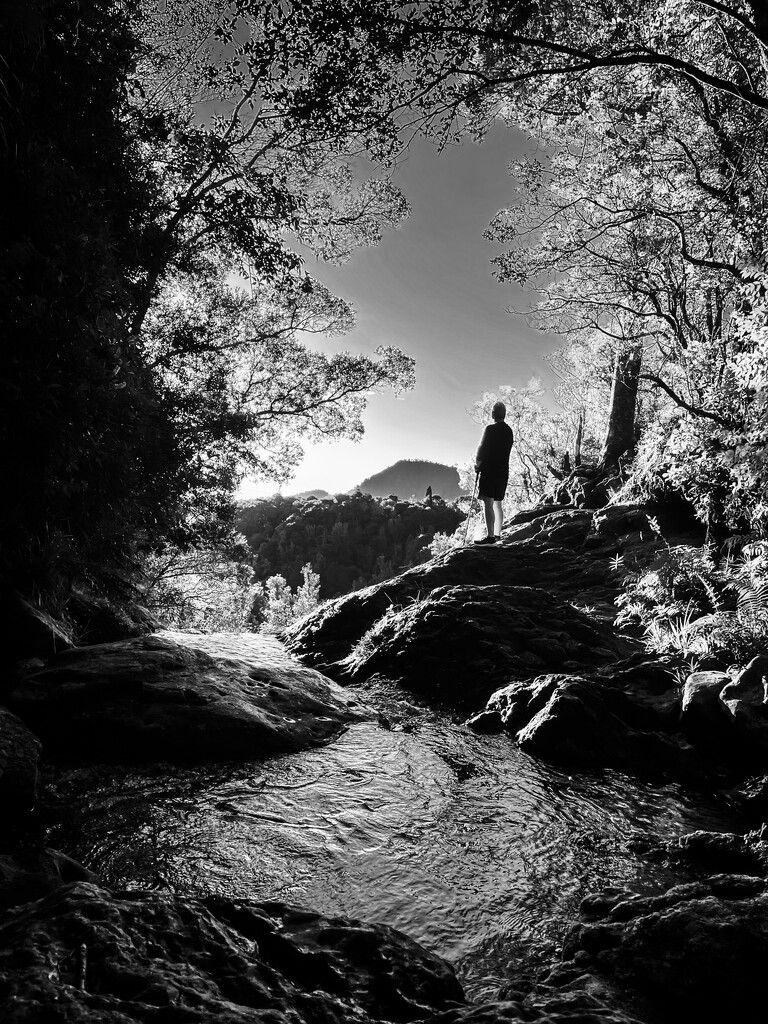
[
  {"xmin": 494, "ymin": 500, "xmax": 504, "ymax": 538},
  {"xmin": 483, "ymin": 496, "xmax": 495, "ymax": 537}
]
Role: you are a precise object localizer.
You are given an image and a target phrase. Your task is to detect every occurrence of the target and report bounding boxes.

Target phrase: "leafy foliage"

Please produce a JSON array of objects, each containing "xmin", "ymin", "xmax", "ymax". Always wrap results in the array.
[
  {"xmin": 1, "ymin": 0, "xmax": 415, "ymax": 599},
  {"xmin": 140, "ymin": 537, "xmax": 259, "ymax": 632},
  {"xmin": 254, "ymin": 564, "xmax": 322, "ymax": 633},
  {"xmin": 616, "ymin": 529, "xmax": 768, "ymax": 665},
  {"xmin": 287, "ymin": 0, "xmax": 768, "ymax": 534}
]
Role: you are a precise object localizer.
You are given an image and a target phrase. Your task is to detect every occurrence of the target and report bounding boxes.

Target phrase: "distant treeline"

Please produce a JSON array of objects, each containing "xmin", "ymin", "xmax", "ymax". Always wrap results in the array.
[
  {"xmin": 237, "ymin": 491, "xmax": 463, "ymax": 598},
  {"xmin": 356, "ymin": 460, "xmax": 465, "ymax": 499}
]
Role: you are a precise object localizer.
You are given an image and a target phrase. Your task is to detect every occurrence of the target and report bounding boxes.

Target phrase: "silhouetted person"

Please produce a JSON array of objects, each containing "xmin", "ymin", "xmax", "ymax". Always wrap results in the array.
[
  {"xmin": 425, "ymin": 485, "xmax": 432, "ymax": 506},
  {"xmin": 474, "ymin": 401, "xmax": 514, "ymax": 545}
]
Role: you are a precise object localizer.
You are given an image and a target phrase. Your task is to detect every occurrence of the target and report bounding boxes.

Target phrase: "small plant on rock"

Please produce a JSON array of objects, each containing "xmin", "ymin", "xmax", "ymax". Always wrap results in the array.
[{"xmin": 428, "ymin": 531, "xmax": 460, "ymax": 557}]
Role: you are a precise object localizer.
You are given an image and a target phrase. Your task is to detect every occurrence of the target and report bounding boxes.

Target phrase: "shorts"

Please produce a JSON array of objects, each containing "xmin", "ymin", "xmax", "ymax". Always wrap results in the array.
[{"xmin": 478, "ymin": 471, "xmax": 508, "ymax": 501}]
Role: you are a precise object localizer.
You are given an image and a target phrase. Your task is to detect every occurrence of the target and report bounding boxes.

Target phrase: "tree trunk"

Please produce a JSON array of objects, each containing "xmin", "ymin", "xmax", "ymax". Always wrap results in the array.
[
  {"xmin": 574, "ymin": 408, "xmax": 584, "ymax": 466},
  {"xmin": 599, "ymin": 343, "xmax": 642, "ymax": 476}
]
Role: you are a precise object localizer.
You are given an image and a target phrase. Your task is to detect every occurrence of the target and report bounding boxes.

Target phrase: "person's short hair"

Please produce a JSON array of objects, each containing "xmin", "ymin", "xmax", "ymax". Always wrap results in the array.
[{"xmin": 492, "ymin": 401, "xmax": 506, "ymax": 421}]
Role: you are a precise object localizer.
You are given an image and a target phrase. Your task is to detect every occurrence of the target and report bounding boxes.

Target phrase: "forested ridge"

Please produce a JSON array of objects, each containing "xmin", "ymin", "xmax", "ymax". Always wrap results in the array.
[{"xmin": 237, "ymin": 491, "xmax": 463, "ymax": 598}]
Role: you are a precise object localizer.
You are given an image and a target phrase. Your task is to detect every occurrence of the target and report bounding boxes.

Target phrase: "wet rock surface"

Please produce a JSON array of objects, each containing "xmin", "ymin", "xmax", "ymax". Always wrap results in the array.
[
  {"xmin": 0, "ymin": 882, "xmax": 465, "ymax": 1024},
  {"xmin": 679, "ymin": 670, "xmax": 733, "ymax": 753},
  {"xmin": 726, "ymin": 773, "xmax": 768, "ymax": 819},
  {"xmin": 7, "ymin": 632, "xmax": 368, "ymax": 764}
]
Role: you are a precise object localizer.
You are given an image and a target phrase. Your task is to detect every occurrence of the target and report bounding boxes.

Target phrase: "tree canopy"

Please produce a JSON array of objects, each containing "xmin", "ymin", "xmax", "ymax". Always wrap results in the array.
[
  {"xmin": 0, "ymin": 0, "xmax": 414, "ymax": 593},
  {"xmin": 284, "ymin": 0, "xmax": 768, "ymax": 537},
  {"xmin": 4, "ymin": 0, "xmax": 768, "ymax": 605}
]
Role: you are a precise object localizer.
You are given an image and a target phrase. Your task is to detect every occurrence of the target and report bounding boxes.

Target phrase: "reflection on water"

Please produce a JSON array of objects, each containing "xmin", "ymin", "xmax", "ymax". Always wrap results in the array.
[{"xmin": 42, "ymin": 679, "xmax": 741, "ymax": 1000}]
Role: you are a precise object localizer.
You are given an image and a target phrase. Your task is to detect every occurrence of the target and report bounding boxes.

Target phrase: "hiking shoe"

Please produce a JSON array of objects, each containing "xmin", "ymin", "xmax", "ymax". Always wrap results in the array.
[{"xmin": 474, "ymin": 536, "xmax": 497, "ymax": 545}]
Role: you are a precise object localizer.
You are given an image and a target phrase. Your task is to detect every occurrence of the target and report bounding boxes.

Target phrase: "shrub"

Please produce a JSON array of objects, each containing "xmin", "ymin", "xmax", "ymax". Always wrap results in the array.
[
  {"xmin": 139, "ymin": 539, "xmax": 259, "ymax": 633},
  {"xmin": 255, "ymin": 563, "xmax": 322, "ymax": 632},
  {"xmin": 617, "ymin": 530, "xmax": 768, "ymax": 665}
]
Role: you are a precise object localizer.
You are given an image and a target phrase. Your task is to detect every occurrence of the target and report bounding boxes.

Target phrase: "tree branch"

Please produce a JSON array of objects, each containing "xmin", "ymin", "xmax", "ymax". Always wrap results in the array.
[{"xmin": 640, "ymin": 372, "xmax": 738, "ymax": 427}]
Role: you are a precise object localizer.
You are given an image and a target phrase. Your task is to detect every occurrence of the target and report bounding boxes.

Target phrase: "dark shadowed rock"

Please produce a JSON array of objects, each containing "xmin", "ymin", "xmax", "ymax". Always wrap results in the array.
[
  {"xmin": 504, "ymin": 509, "xmax": 594, "ymax": 548},
  {"xmin": 0, "ymin": 849, "xmax": 100, "ymax": 910},
  {"xmin": 0, "ymin": 882, "xmax": 465, "ymax": 1024},
  {"xmin": 0, "ymin": 707, "xmax": 41, "ymax": 815},
  {"xmin": 0, "ymin": 586, "xmax": 73, "ymax": 664},
  {"xmin": 640, "ymin": 826, "xmax": 768, "ymax": 878},
  {"xmin": 591, "ymin": 504, "xmax": 651, "ymax": 539},
  {"xmin": 726, "ymin": 774, "xmax": 768, "ymax": 820},
  {"xmin": 337, "ymin": 587, "xmax": 628, "ymax": 710},
  {"xmin": 283, "ymin": 543, "xmax": 623, "ymax": 670},
  {"xmin": 501, "ymin": 503, "xmax": 654, "ymax": 559},
  {"xmin": 480, "ymin": 674, "xmax": 709, "ymax": 781},
  {"xmin": 597, "ymin": 656, "xmax": 682, "ymax": 729},
  {"xmin": 537, "ymin": 509, "xmax": 594, "ymax": 547},
  {"xmin": 422, "ymin": 991, "xmax": 646, "ymax": 1024},
  {"xmin": 8, "ymin": 632, "xmax": 368, "ymax": 764},
  {"xmin": 67, "ymin": 586, "xmax": 162, "ymax": 644},
  {"xmin": 719, "ymin": 655, "xmax": 768, "ymax": 758},
  {"xmin": 550, "ymin": 874, "xmax": 768, "ymax": 1022},
  {"xmin": 680, "ymin": 670, "xmax": 733, "ymax": 754}
]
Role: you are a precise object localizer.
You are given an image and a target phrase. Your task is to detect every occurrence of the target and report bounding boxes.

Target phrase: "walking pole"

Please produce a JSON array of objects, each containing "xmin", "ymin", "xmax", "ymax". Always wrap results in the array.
[{"xmin": 463, "ymin": 473, "xmax": 479, "ymax": 546}]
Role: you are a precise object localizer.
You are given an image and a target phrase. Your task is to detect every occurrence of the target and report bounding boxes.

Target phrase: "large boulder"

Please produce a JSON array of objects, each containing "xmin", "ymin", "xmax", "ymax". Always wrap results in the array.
[
  {"xmin": 679, "ymin": 670, "xmax": 733, "ymax": 755},
  {"xmin": 473, "ymin": 674, "xmax": 708, "ymax": 781},
  {"xmin": 598, "ymin": 656, "xmax": 681, "ymax": 730},
  {"xmin": 0, "ymin": 707, "xmax": 41, "ymax": 815},
  {"xmin": 7, "ymin": 632, "xmax": 369, "ymax": 764},
  {"xmin": 639, "ymin": 826, "xmax": 768, "ymax": 879},
  {"xmin": 0, "ymin": 882, "xmax": 465, "ymax": 1024},
  {"xmin": 337, "ymin": 586, "xmax": 628, "ymax": 710},
  {"xmin": 719, "ymin": 655, "xmax": 768, "ymax": 760},
  {"xmin": 284, "ymin": 544, "xmax": 623, "ymax": 670},
  {"xmin": 550, "ymin": 874, "xmax": 768, "ymax": 1022},
  {"xmin": 0, "ymin": 849, "xmax": 100, "ymax": 910}
]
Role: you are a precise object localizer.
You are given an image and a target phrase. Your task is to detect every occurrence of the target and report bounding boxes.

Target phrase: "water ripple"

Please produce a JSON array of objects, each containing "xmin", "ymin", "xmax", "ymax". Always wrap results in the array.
[{"xmin": 42, "ymin": 680, "xmax": 742, "ymax": 1001}]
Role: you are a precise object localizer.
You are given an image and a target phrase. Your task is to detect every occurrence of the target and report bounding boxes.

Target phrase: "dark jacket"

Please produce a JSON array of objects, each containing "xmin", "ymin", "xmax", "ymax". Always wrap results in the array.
[{"xmin": 475, "ymin": 421, "xmax": 514, "ymax": 474}]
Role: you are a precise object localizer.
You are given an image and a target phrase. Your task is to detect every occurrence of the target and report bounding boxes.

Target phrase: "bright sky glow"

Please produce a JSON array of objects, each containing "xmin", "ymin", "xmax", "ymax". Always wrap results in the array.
[{"xmin": 239, "ymin": 124, "xmax": 559, "ymax": 500}]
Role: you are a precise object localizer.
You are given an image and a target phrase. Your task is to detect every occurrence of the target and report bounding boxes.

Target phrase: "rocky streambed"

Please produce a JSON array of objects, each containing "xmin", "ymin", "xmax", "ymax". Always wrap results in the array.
[{"xmin": 3, "ymin": 502, "xmax": 768, "ymax": 1024}]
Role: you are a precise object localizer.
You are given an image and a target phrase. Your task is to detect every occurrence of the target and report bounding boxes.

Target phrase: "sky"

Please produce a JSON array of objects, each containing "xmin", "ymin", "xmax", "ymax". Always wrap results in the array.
[{"xmin": 239, "ymin": 122, "xmax": 559, "ymax": 499}]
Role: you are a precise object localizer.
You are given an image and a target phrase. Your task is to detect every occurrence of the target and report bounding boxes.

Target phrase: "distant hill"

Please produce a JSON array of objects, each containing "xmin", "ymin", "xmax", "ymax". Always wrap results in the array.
[
  {"xmin": 356, "ymin": 460, "xmax": 465, "ymax": 499},
  {"xmin": 292, "ymin": 488, "xmax": 330, "ymax": 499}
]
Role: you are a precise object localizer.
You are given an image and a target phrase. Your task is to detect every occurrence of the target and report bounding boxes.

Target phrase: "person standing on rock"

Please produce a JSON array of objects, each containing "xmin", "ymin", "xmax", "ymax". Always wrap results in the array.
[{"xmin": 473, "ymin": 401, "xmax": 514, "ymax": 545}]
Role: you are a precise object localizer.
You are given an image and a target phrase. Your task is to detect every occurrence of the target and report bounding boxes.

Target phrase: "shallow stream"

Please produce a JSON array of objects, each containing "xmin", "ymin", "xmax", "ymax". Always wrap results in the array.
[{"xmin": 42, "ymin": 677, "xmax": 742, "ymax": 1001}]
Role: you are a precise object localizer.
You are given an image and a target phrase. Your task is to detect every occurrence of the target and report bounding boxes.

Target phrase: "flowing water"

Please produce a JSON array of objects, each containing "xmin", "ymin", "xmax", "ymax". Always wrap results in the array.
[{"xmin": 42, "ymin": 677, "xmax": 741, "ymax": 1001}]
